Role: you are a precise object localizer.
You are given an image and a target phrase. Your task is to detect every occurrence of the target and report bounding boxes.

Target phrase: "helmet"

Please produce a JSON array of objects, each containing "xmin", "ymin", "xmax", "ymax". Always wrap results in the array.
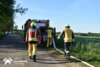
[
  {"xmin": 65, "ymin": 25, "xmax": 70, "ymax": 28},
  {"xmin": 49, "ymin": 26, "xmax": 51, "ymax": 28},
  {"xmin": 30, "ymin": 22, "xmax": 36, "ymax": 27},
  {"xmin": 28, "ymin": 19, "xmax": 31, "ymax": 22},
  {"xmin": 49, "ymin": 25, "xmax": 52, "ymax": 28}
]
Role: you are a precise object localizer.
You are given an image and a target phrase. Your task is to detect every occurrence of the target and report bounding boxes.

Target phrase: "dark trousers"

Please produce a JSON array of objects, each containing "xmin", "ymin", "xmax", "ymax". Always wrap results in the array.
[{"xmin": 64, "ymin": 42, "xmax": 72, "ymax": 52}]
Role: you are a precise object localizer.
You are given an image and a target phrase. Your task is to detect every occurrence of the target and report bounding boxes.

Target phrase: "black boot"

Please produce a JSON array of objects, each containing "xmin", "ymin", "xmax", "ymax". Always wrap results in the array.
[
  {"xmin": 64, "ymin": 52, "xmax": 66, "ymax": 56},
  {"xmin": 33, "ymin": 55, "xmax": 36, "ymax": 62},
  {"xmin": 67, "ymin": 52, "xmax": 70, "ymax": 60},
  {"xmin": 29, "ymin": 56, "xmax": 32, "ymax": 59}
]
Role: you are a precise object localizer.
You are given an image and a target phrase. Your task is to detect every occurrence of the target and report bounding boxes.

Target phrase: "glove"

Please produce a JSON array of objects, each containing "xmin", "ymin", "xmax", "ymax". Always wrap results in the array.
[{"xmin": 58, "ymin": 36, "xmax": 60, "ymax": 39}]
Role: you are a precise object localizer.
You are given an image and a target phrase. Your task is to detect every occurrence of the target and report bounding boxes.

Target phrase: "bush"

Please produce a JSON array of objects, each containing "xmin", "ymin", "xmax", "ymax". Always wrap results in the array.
[{"xmin": 0, "ymin": 32, "xmax": 5, "ymax": 40}]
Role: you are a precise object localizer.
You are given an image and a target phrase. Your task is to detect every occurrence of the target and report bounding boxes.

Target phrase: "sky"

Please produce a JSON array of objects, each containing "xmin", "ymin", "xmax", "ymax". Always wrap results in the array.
[{"xmin": 14, "ymin": 0, "xmax": 100, "ymax": 33}]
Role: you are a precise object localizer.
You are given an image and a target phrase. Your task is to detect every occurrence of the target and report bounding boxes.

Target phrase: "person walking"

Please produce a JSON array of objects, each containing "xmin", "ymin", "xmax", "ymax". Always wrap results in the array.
[
  {"xmin": 26, "ymin": 21, "xmax": 38, "ymax": 62},
  {"xmin": 46, "ymin": 26, "xmax": 53, "ymax": 48},
  {"xmin": 58, "ymin": 25, "xmax": 74, "ymax": 58}
]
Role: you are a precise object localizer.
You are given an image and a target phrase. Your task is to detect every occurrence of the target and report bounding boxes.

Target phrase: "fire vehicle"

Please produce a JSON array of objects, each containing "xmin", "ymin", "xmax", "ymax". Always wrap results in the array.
[{"xmin": 24, "ymin": 19, "xmax": 56, "ymax": 47}]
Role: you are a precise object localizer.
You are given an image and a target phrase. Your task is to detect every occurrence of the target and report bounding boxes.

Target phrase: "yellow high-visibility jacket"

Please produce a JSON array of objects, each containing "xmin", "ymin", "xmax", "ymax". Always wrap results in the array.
[
  {"xmin": 47, "ymin": 28, "xmax": 53, "ymax": 38},
  {"xmin": 60, "ymin": 28, "xmax": 74, "ymax": 42}
]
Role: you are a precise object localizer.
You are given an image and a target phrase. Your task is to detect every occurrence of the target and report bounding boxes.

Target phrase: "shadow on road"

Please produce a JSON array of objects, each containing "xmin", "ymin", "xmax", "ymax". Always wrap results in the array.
[
  {"xmin": 0, "ymin": 33, "xmax": 27, "ymax": 50},
  {"xmin": 36, "ymin": 58, "xmax": 80, "ymax": 64},
  {"xmin": 37, "ymin": 58, "xmax": 68, "ymax": 64}
]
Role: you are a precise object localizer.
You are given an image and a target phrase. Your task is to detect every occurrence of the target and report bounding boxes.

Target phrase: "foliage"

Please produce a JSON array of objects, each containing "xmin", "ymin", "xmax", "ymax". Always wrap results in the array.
[
  {"xmin": 0, "ymin": 32, "xmax": 5, "ymax": 40},
  {"xmin": 0, "ymin": 0, "xmax": 28, "ymax": 39},
  {"xmin": 70, "ymin": 41, "xmax": 100, "ymax": 66},
  {"xmin": 15, "ymin": 4, "xmax": 28, "ymax": 15},
  {"xmin": 75, "ymin": 32, "xmax": 100, "ymax": 37},
  {"xmin": 56, "ymin": 33, "xmax": 100, "ymax": 66},
  {"xmin": 0, "ymin": 0, "xmax": 15, "ymax": 32}
]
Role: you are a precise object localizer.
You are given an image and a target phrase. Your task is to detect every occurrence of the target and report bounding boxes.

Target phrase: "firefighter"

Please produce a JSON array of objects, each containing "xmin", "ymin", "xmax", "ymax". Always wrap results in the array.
[
  {"xmin": 26, "ymin": 21, "xmax": 38, "ymax": 62},
  {"xmin": 47, "ymin": 26, "xmax": 53, "ymax": 48},
  {"xmin": 58, "ymin": 25, "xmax": 74, "ymax": 57}
]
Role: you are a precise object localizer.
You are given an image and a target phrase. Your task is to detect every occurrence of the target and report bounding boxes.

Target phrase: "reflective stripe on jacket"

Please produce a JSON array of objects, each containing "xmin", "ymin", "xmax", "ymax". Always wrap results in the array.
[{"xmin": 28, "ymin": 28, "xmax": 37, "ymax": 41}]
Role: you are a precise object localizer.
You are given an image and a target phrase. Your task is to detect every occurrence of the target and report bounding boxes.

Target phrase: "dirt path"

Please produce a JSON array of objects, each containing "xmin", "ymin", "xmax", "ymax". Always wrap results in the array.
[{"xmin": 0, "ymin": 33, "xmax": 87, "ymax": 67}]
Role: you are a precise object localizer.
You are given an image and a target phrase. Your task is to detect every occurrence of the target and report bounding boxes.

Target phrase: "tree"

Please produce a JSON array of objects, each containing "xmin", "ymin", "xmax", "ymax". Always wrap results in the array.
[
  {"xmin": 0, "ymin": 0, "xmax": 28, "ymax": 33},
  {"xmin": 15, "ymin": 4, "xmax": 28, "ymax": 15}
]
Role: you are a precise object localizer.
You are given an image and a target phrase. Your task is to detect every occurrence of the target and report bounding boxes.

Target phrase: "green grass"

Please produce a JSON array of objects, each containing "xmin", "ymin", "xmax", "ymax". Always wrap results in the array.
[
  {"xmin": 72, "ymin": 42, "xmax": 100, "ymax": 67},
  {"xmin": 89, "ymin": 61, "xmax": 100, "ymax": 67},
  {"xmin": 55, "ymin": 35, "xmax": 100, "ymax": 67}
]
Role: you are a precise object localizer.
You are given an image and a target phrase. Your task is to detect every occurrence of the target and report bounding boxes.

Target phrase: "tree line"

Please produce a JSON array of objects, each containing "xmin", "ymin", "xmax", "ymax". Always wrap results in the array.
[
  {"xmin": 0, "ymin": 0, "xmax": 27, "ymax": 34},
  {"xmin": 75, "ymin": 32, "xmax": 100, "ymax": 37}
]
